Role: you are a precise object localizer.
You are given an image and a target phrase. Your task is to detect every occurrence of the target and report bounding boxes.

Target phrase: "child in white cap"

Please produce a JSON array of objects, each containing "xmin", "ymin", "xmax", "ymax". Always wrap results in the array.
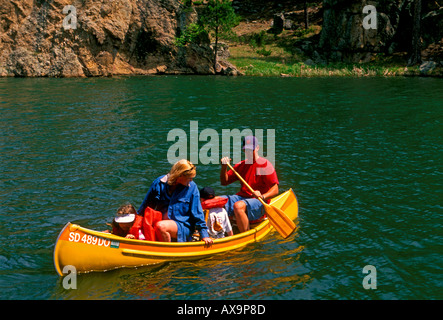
[{"xmin": 104, "ymin": 203, "xmax": 142, "ymax": 239}]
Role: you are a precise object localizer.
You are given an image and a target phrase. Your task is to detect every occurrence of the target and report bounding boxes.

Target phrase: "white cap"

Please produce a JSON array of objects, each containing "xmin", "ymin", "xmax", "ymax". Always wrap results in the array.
[{"xmin": 114, "ymin": 213, "xmax": 135, "ymax": 223}]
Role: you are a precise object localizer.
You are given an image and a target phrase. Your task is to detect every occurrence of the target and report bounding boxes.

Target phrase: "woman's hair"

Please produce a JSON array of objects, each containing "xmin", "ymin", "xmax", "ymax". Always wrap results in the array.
[{"xmin": 167, "ymin": 159, "xmax": 196, "ymax": 185}]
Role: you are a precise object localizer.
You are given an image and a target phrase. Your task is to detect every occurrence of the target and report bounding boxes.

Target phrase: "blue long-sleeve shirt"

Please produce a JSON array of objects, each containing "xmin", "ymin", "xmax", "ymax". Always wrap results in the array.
[{"xmin": 138, "ymin": 174, "xmax": 209, "ymax": 241}]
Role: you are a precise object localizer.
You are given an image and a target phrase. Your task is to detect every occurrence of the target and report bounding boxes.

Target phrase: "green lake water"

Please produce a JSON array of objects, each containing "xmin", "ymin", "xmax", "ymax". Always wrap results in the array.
[{"xmin": 0, "ymin": 76, "xmax": 441, "ymax": 300}]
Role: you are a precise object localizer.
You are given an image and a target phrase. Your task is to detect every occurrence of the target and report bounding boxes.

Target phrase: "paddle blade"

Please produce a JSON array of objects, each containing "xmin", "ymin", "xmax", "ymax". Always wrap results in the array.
[{"xmin": 264, "ymin": 204, "xmax": 296, "ymax": 239}]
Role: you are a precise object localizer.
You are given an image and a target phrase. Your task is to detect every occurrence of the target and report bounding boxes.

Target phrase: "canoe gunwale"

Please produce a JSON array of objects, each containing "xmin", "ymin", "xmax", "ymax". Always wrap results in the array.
[{"xmin": 68, "ymin": 219, "xmax": 268, "ymax": 248}]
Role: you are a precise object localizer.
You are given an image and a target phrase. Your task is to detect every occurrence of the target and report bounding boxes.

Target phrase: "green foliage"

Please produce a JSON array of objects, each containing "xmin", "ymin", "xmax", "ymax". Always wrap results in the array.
[
  {"xmin": 249, "ymin": 39, "xmax": 257, "ymax": 48},
  {"xmin": 256, "ymin": 48, "xmax": 272, "ymax": 57},
  {"xmin": 175, "ymin": 23, "xmax": 207, "ymax": 47},
  {"xmin": 182, "ymin": 0, "xmax": 194, "ymax": 13},
  {"xmin": 199, "ymin": 0, "xmax": 240, "ymax": 40},
  {"xmin": 293, "ymin": 26, "xmax": 316, "ymax": 38},
  {"xmin": 252, "ymin": 30, "xmax": 268, "ymax": 47},
  {"xmin": 175, "ymin": 0, "xmax": 239, "ymax": 49},
  {"xmin": 248, "ymin": 30, "xmax": 270, "ymax": 54}
]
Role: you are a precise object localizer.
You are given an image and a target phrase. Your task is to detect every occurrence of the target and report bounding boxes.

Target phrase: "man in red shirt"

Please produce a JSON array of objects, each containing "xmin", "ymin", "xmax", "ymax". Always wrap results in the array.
[{"xmin": 220, "ymin": 136, "xmax": 279, "ymax": 233}]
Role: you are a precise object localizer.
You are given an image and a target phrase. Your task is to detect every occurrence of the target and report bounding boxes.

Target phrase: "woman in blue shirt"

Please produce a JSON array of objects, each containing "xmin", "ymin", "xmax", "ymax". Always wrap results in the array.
[{"xmin": 138, "ymin": 159, "xmax": 213, "ymax": 246}]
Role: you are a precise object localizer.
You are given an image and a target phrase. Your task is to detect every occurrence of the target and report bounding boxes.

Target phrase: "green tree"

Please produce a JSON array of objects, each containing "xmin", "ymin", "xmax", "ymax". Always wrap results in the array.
[
  {"xmin": 175, "ymin": 23, "xmax": 206, "ymax": 48},
  {"xmin": 199, "ymin": 0, "xmax": 239, "ymax": 70}
]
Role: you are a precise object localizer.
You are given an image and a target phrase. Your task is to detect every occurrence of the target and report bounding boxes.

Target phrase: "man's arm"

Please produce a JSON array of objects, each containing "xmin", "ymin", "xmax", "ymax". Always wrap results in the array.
[
  {"xmin": 252, "ymin": 183, "xmax": 279, "ymax": 201},
  {"xmin": 263, "ymin": 183, "xmax": 279, "ymax": 201}
]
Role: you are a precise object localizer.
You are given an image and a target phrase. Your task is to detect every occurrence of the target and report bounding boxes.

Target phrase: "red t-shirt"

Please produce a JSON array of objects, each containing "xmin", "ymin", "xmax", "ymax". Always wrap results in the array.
[{"xmin": 226, "ymin": 157, "xmax": 279, "ymax": 201}]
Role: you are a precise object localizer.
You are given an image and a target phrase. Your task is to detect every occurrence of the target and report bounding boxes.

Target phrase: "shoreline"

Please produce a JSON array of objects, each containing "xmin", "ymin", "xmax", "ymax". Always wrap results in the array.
[
  {"xmin": 226, "ymin": 43, "xmax": 443, "ymax": 78},
  {"xmin": 227, "ymin": 64, "xmax": 443, "ymax": 78},
  {"xmin": 1, "ymin": 66, "xmax": 441, "ymax": 78},
  {"xmin": 1, "ymin": 73, "xmax": 442, "ymax": 79}
]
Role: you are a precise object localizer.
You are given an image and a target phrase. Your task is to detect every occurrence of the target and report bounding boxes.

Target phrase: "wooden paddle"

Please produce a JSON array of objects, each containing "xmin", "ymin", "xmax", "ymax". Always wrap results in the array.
[{"xmin": 226, "ymin": 163, "xmax": 296, "ymax": 239}]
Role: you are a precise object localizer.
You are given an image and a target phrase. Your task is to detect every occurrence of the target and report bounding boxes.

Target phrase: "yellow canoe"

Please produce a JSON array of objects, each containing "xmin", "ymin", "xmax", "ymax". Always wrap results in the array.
[{"xmin": 54, "ymin": 189, "xmax": 298, "ymax": 276}]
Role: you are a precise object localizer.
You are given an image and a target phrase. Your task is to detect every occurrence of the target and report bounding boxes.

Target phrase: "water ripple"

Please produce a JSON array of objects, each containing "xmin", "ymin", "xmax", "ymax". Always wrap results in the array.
[{"xmin": 0, "ymin": 76, "xmax": 442, "ymax": 299}]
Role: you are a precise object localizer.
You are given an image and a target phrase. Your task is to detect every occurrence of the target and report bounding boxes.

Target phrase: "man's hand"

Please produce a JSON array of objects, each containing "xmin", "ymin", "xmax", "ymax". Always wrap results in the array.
[
  {"xmin": 220, "ymin": 157, "xmax": 231, "ymax": 165},
  {"xmin": 253, "ymin": 190, "xmax": 265, "ymax": 201},
  {"xmin": 220, "ymin": 157, "xmax": 232, "ymax": 186}
]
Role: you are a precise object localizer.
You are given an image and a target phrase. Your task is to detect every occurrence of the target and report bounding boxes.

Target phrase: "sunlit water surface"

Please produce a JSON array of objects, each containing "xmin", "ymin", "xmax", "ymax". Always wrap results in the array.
[{"xmin": 0, "ymin": 76, "xmax": 441, "ymax": 300}]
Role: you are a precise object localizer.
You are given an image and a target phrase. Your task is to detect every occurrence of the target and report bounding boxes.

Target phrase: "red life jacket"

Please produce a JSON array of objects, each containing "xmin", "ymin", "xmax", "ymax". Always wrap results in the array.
[
  {"xmin": 129, "ymin": 207, "xmax": 163, "ymax": 241},
  {"xmin": 201, "ymin": 197, "xmax": 228, "ymax": 210}
]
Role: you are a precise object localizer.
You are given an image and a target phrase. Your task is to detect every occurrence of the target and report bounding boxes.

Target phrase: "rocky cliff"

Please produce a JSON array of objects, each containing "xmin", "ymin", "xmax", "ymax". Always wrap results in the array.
[
  {"xmin": 318, "ymin": 0, "xmax": 443, "ymax": 64},
  {"xmin": 0, "ymin": 0, "xmax": 224, "ymax": 77}
]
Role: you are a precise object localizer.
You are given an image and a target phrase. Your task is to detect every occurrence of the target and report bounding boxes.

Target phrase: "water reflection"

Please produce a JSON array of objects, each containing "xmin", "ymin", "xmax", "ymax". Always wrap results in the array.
[{"xmin": 51, "ymin": 230, "xmax": 306, "ymax": 300}]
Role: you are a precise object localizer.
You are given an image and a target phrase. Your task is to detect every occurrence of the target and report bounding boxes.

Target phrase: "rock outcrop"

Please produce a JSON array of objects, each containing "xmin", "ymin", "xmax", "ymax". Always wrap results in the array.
[
  {"xmin": 318, "ymin": 0, "xmax": 443, "ymax": 64},
  {"xmin": 318, "ymin": 0, "xmax": 398, "ymax": 62},
  {"xmin": 0, "ymin": 0, "xmax": 238, "ymax": 77}
]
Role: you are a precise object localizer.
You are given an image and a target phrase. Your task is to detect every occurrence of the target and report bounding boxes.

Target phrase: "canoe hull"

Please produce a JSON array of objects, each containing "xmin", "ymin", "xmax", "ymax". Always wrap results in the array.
[{"xmin": 54, "ymin": 189, "xmax": 298, "ymax": 275}]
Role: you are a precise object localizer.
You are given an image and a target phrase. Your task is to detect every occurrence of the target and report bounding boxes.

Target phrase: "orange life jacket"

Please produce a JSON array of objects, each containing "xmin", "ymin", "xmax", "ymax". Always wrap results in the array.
[{"xmin": 129, "ymin": 207, "xmax": 163, "ymax": 241}]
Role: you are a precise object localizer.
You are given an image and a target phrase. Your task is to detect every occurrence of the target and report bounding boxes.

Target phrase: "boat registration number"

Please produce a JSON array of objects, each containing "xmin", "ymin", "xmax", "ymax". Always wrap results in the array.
[{"xmin": 68, "ymin": 232, "xmax": 111, "ymax": 247}]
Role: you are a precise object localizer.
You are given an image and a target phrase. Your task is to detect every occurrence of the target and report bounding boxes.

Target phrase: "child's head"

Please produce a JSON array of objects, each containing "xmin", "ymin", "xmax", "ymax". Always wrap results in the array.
[
  {"xmin": 114, "ymin": 203, "xmax": 136, "ymax": 231},
  {"xmin": 200, "ymin": 187, "xmax": 215, "ymax": 201}
]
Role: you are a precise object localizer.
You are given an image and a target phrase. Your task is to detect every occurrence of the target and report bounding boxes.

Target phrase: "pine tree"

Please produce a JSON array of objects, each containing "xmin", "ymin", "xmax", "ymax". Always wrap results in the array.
[{"xmin": 200, "ymin": 0, "xmax": 239, "ymax": 71}]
